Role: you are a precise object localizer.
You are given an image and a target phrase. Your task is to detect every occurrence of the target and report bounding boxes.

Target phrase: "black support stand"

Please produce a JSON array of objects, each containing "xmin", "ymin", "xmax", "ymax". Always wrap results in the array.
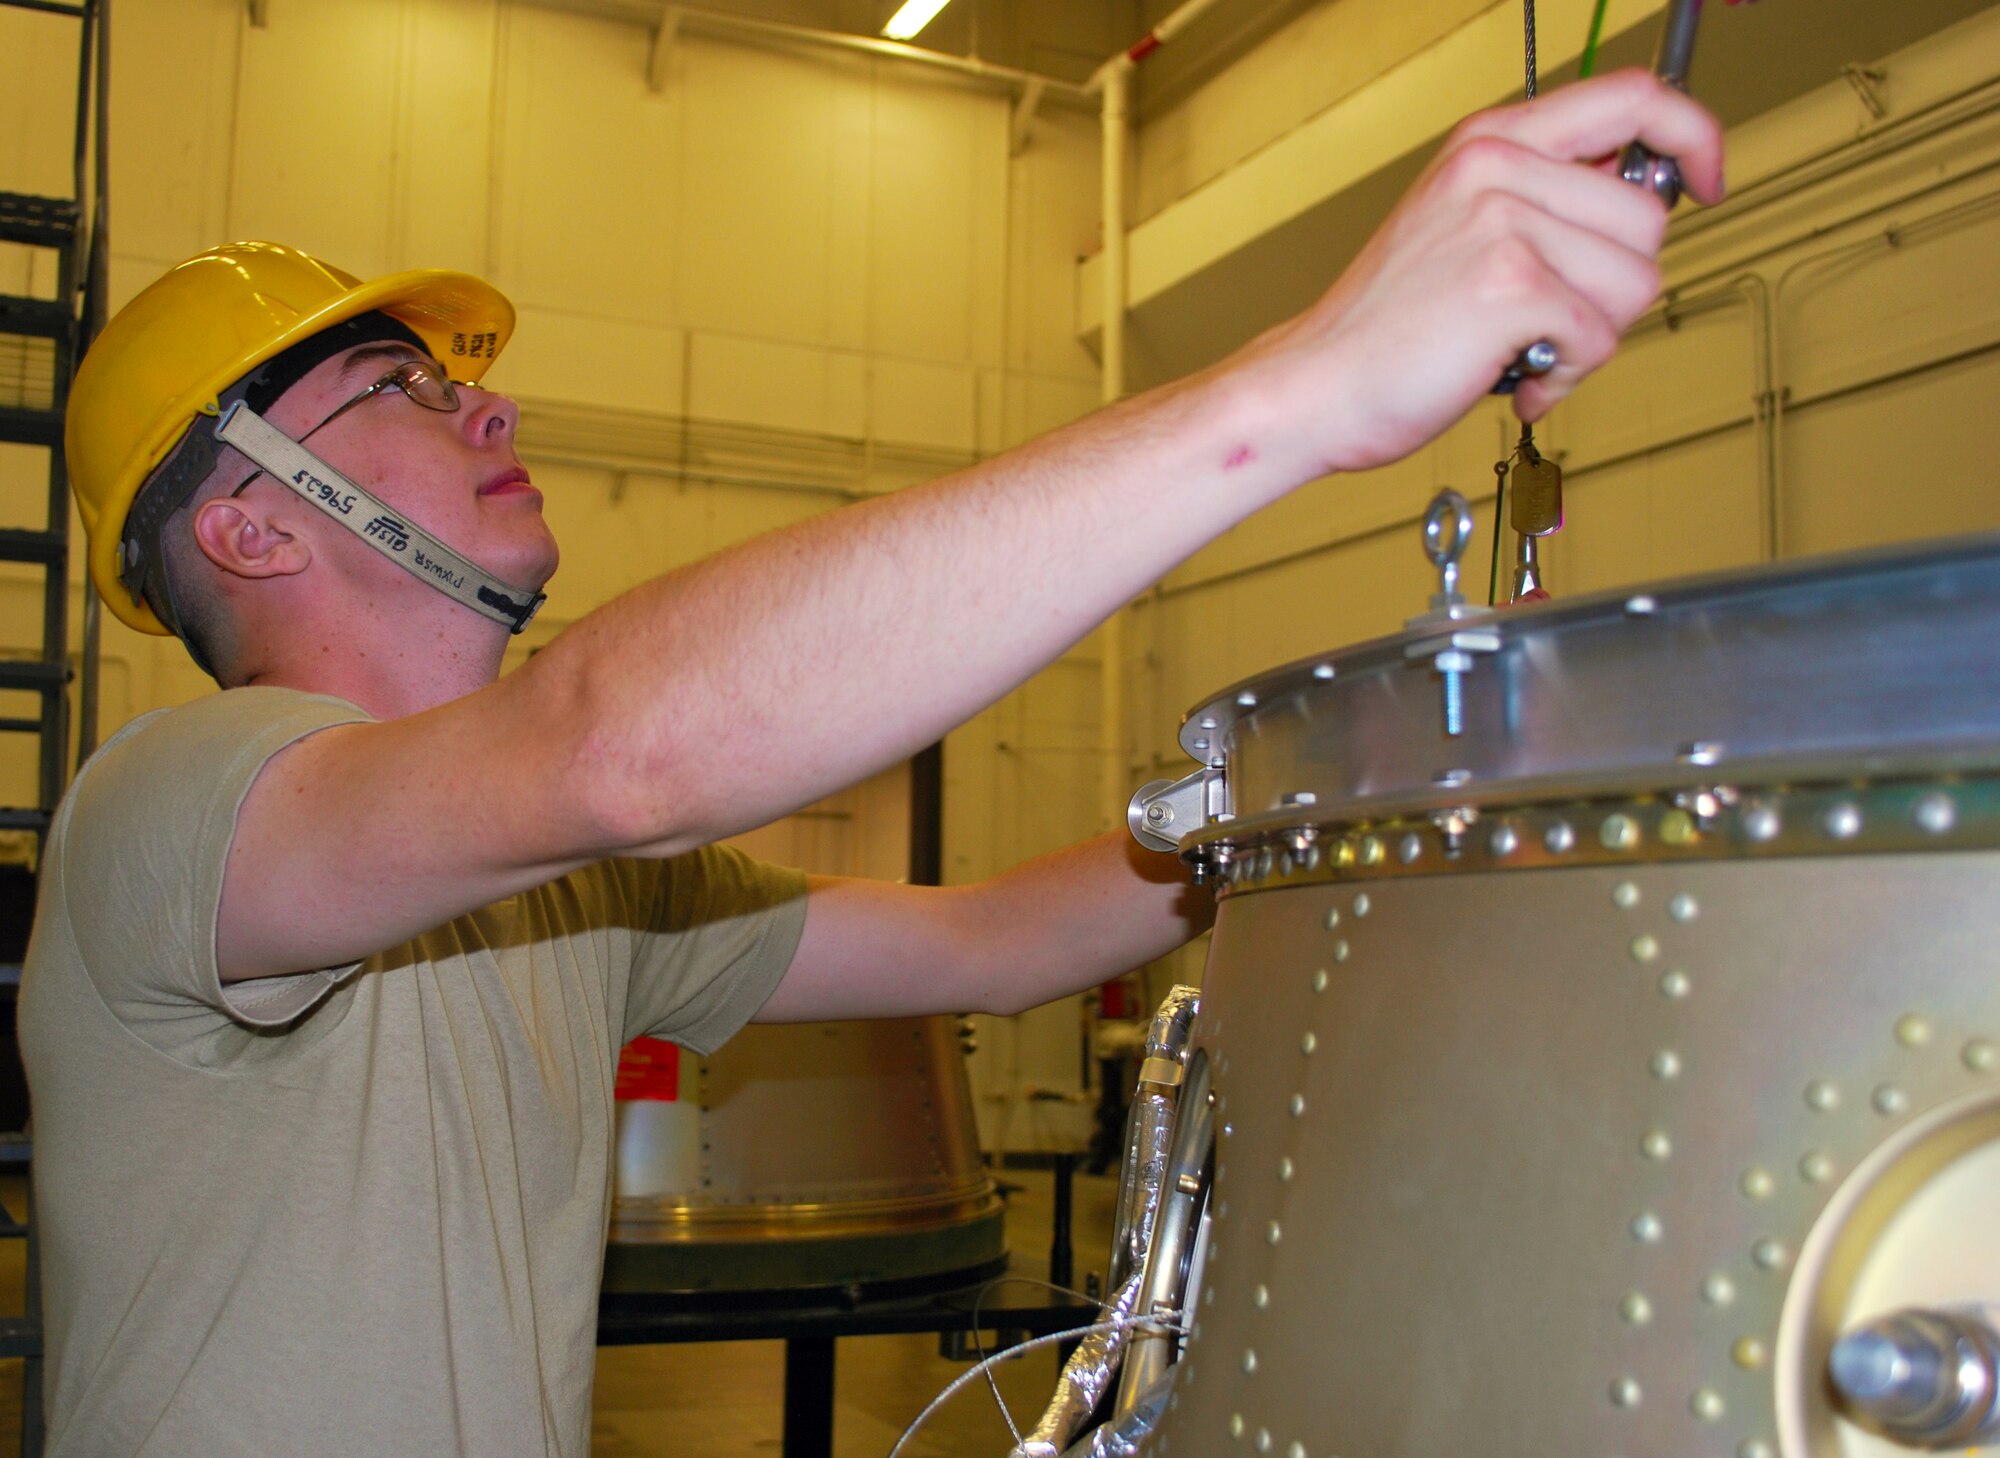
[
  {"xmin": 598, "ymin": 1280, "xmax": 1095, "ymax": 1458},
  {"xmin": 782, "ymin": 1336, "xmax": 837, "ymax": 1458}
]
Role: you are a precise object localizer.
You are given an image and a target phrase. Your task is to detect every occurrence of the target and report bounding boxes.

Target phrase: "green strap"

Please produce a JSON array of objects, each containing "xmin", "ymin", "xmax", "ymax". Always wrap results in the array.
[{"xmin": 1579, "ymin": 0, "xmax": 1612, "ymax": 78}]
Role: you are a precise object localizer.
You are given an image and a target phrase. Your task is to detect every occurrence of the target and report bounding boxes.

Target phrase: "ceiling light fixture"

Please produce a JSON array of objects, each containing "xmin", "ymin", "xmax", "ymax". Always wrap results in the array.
[{"xmin": 882, "ymin": 0, "xmax": 953, "ymax": 41}]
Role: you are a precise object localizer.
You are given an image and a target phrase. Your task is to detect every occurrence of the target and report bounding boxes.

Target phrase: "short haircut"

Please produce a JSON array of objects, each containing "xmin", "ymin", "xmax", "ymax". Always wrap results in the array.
[{"xmin": 123, "ymin": 311, "xmax": 428, "ymax": 681}]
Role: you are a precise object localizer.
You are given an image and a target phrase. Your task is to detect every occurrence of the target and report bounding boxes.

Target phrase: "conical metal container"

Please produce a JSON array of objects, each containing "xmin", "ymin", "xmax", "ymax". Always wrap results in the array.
[
  {"xmin": 604, "ymin": 753, "xmax": 1008, "ymax": 1297},
  {"xmin": 1093, "ymin": 529, "xmax": 2000, "ymax": 1458},
  {"xmin": 605, "ymin": 1017, "xmax": 1004, "ymax": 1295}
]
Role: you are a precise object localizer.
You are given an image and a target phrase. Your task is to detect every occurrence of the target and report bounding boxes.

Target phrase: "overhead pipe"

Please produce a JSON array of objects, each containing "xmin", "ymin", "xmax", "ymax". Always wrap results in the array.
[
  {"xmin": 1098, "ymin": 65, "xmax": 1130, "ymax": 413},
  {"xmin": 1102, "ymin": 0, "xmax": 1232, "ymax": 77},
  {"xmin": 513, "ymin": 2, "xmax": 1092, "ymax": 105},
  {"xmin": 670, "ymin": 3, "xmax": 1090, "ymax": 100},
  {"xmin": 1091, "ymin": 0, "xmax": 1229, "ymax": 830}
]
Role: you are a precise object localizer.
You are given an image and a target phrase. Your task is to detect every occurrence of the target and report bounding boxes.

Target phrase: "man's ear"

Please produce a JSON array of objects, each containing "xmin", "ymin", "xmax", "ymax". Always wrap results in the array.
[{"xmin": 190, "ymin": 494, "xmax": 311, "ymax": 581}]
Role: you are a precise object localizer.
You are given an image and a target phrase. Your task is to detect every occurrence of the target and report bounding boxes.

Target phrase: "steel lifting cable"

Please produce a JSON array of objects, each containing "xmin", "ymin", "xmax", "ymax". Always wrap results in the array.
[{"xmin": 1524, "ymin": 0, "xmax": 1538, "ymax": 100}]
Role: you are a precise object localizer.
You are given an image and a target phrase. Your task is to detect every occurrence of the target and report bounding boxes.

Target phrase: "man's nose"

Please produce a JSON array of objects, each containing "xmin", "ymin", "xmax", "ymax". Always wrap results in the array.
[{"xmin": 461, "ymin": 385, "xmax": 518, "ymax": 444}]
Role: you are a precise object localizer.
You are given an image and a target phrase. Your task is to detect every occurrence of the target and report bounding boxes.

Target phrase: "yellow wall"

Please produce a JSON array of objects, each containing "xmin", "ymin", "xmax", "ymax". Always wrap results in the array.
[
  {"xmin": 7, "ymin": 0, "xmax": 2000, "ymax": 1152},
  {"xmin": 1133, "ymin": 0, "xmax": 1499, "ymax": 224},
  {"xmin": 0, "ymin": 7, "xmax": 1104, "ymax": 799},
  {"xmin": 0, "ymin": 0, "xmax": 1113, "ymax": 1150}
]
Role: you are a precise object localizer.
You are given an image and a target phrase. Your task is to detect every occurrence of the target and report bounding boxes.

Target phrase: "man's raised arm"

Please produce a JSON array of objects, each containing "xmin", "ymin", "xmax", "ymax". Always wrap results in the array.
[{"xmin": 217, "ymin": 71, "xmax": 1722, "ymax": 982}]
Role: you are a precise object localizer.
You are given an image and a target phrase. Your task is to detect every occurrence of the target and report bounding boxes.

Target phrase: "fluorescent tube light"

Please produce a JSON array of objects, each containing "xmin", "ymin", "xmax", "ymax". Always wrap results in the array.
[{"xmin": 882, "ymin": 0, "xmax": 953, "ymax": 40}]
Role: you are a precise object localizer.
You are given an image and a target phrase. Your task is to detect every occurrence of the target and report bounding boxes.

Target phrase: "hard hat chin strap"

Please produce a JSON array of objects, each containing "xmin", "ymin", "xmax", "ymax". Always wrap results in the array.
[{"xmin": 213, "ymin": 401, "xmax": 546, "ymax": 634}]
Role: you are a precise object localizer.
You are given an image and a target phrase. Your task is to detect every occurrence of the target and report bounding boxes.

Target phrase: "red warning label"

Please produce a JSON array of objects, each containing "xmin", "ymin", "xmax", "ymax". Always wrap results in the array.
[{"xmin": 615, "ymin": 1036, "xmax": 681, "ymax": 1102}]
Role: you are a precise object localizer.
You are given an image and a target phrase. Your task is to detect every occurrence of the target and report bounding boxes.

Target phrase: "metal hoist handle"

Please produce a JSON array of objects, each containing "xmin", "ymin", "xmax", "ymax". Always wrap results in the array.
[{"xmin": 1619, "ymin": 0, "xmax": 1705, "ymax": 208}]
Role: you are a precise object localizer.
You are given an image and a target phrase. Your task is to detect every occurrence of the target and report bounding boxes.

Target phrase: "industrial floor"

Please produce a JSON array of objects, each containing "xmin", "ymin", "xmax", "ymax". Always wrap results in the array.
[{"xmin": 0, "ymin": 1165, "xmax": 1120, "ymax": 1457}]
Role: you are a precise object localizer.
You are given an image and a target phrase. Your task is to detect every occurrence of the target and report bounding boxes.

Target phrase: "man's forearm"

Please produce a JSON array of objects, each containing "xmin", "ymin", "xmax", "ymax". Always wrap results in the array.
[
  {"xmin": 538, "ymin": 371, "xmax": 1285, "ymax": 857},
  {"xmin": 952, "ymin": 831, "xmax": 1212, "ymax": 1015},
  {"xmin": 759, "ymin": 831, "xmax": 1210, "ymax": 1023}
]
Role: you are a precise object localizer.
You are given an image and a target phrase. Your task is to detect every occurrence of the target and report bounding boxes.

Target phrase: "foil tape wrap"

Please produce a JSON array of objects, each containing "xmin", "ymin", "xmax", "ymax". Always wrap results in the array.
[
  {"xmin": 1007, "ymin": 1274, "xmax": 1144, "ymax": 1458},
  {"xmin": 1107, "ymin": 985, "xmax": 1201, "ymax": 1292},
  {"xmin": 1012, "ymin": 986, "xmax": 1198, "ymax": 1458},
  {"xmin": 1055, "ymin": 1370, "xmax": 1176, "ymax": 1458}
]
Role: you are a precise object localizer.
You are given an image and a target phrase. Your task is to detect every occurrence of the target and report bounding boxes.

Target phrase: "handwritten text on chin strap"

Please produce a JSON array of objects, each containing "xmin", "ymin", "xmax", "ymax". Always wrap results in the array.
[{"xmin": 213, "ymin": 402, "xmax": 545, "ymax": 634}]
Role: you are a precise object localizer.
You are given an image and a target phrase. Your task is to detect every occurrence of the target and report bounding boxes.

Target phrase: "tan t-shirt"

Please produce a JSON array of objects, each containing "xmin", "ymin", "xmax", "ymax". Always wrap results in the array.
[{"xmin": 18, "ymin": 687, "xmax": 809, "ymax": 1456}]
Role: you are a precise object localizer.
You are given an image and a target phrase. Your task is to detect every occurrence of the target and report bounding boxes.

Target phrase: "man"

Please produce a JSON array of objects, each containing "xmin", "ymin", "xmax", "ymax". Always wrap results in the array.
[{"xmin": 20, "ymin": 72, "xmax": 1721, "ymax": 1455}]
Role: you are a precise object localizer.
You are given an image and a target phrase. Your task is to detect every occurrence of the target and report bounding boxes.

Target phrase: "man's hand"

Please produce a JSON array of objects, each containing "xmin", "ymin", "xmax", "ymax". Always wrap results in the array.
[{"xmin": 1224, "ymin": 70, "xmax": 1724, "ymax": 480}]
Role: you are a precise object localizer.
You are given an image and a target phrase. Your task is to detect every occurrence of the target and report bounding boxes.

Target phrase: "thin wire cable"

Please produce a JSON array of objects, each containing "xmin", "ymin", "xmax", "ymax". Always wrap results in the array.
[
  {"xmin": 1494, "ymin": 0, "xmax": 1540, "ymax": 602},
  {"xmin": 887, "ymin": 1314, "xmax": 1185, "ymax": 1458},
  {"xmin": 967, "ymin": 1273, "xmax": 1108, "ymax": 1447}
]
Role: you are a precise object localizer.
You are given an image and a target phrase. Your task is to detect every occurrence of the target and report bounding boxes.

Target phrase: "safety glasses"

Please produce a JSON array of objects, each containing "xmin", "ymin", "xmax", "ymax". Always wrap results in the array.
[{"xmin": 230, "ymin": 358, "xmax": 461, "ymax": 497}]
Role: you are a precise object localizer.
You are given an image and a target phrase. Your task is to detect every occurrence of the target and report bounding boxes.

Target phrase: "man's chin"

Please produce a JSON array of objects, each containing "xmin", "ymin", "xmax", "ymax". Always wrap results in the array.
[{"xmin": 515, "ymin": 539, "xmax": 559, "ymax": 593}]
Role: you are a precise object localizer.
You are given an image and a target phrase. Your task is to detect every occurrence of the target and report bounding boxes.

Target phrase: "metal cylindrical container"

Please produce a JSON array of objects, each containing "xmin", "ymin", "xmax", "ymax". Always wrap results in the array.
[
  {"xmin": 1129, "ymin": 532, "xmax": 2000, "ymax": 1458},
  {"xmin": 604, "ymin": 1015, "xmax": 1005, "ymax": 1295}
]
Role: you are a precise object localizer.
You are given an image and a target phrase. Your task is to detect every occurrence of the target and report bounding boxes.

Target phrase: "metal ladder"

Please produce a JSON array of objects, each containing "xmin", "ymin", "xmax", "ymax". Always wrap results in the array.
[
  {"xmin": 1, "ymin": 1, "xmax": 106, "ymax": 846},
  {"xmin": 0, "ymin": 2, "xmax": 110, "ymax": 1450}
]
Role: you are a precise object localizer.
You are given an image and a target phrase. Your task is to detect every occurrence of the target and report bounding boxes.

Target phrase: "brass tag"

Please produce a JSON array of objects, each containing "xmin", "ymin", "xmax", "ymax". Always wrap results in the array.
[{"xmin": 1510, "ymin": 455, "xmax": 1564, "ymax": 537}]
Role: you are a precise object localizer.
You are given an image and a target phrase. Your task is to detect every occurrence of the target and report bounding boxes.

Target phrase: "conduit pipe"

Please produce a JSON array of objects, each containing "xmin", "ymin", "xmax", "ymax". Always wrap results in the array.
[
  {"xmin": 515, "ymin": 1, "xmax": 1092, "ymax": 105},
  {"xmin": 1091, "ymin": 0, "xmax": 1230, "ymax": 830},
  {"xmin": 1096, "ymin": 0, "xmax": 1233, "ymax": 79},
  {"xmin": 672, "ymin": 3, "xmax": 1089, "ymax": 100},
  {"xmin": 1670, "ymin": 73, "xmax": 2000, "ymax": 258},
  {"xmin": 1765, "ymin": 184, "xmax": 2000, "ymax": 561}
]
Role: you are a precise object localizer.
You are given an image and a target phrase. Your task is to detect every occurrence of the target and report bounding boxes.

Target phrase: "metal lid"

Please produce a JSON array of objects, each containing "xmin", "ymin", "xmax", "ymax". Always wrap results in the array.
[{"xmin": 1177, "ymin": 529, "xmax": 2000, "ymax": 832}]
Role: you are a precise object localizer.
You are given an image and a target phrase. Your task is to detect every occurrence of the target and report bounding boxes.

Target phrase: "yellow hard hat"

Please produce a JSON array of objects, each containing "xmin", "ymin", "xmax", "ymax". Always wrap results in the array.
[{"xmin": 67, "ymin": 240, "xmax": 516, "ymax": 635}]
